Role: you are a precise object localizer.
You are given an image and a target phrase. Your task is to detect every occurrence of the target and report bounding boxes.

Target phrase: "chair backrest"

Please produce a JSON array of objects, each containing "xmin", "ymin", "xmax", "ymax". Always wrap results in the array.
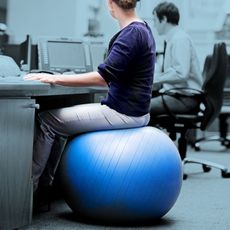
[{"xmin": 201, "ymin": 42, "xmax": 229, "ymax": 130}]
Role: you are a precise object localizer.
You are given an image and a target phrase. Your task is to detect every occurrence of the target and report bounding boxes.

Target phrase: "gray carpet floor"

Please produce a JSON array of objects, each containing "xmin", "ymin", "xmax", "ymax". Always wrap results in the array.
[{"xmin": 20, "ymin": 140, "xmax": 230, "ymax": 230}]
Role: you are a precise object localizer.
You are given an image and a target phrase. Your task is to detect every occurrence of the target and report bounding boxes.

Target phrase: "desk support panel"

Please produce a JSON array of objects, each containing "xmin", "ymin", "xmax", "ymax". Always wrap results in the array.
[{"xmin": 0, "ymin": 98, "xmax": 35, "ymax": 230}]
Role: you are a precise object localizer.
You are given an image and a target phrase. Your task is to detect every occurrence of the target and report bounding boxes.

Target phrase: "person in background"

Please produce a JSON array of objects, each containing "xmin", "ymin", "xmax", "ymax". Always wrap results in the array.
[
  {"xmin": 149, "ymin": 1, "xmax": 203, "ymax": 121},
  {"xmin": 25, "ymin": 0, "xmax": 155, "ymax": 211}
]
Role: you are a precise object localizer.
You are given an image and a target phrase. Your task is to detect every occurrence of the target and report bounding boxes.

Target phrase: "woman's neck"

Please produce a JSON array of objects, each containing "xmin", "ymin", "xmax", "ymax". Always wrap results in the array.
[
  {"xmin": 119, "ymin": 16, "xmax": 142, "ymax": 29},
  {"xmin": 116, "ymin": 9, "xmax": 142, "ymax": 29}
]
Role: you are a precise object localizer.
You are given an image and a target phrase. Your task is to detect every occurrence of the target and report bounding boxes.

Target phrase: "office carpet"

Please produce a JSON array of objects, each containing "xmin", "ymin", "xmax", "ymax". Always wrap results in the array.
[{"xmin": 20, "ymin": 140, "xmax": 230, "ymax": 230}]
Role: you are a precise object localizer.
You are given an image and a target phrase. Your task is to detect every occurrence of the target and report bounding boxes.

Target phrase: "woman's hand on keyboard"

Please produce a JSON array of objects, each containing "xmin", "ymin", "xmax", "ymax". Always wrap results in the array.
[{"xmin": 24, "ymin": 73, "xmax": 60, "ymax": 84}]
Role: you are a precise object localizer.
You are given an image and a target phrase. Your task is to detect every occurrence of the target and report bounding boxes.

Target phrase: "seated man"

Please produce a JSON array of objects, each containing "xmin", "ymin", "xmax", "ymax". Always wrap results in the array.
[{"xmin": 150, "ymin": 2, "xmax": 203, "ymax": 121}]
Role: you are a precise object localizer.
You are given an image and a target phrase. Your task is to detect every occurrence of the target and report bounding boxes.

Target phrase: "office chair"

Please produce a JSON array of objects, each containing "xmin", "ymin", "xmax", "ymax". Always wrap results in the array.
[
  {"xmin": 191, "ymin": 51, "xmax": 230, "ymax": 151},
  {"xmin": 213, "ymin": 55, "xmax": 230, "ymax": 148},
  {"xmin": 193, "ymin": 105, "xmax": 230, "ymax": 151},
  {"xmin": 218, "ymin": 106, "xmax": 230, "ymax": 147},
  {"xmin": 149, "ymin": 42, "xmax": 230, "ymax": 179}
]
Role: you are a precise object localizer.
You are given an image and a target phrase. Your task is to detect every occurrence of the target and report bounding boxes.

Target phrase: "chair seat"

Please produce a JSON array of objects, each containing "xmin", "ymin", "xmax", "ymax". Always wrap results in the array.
[{"xmin": 155, "ymin": 113, "xmax": 203, "ymax": 128}]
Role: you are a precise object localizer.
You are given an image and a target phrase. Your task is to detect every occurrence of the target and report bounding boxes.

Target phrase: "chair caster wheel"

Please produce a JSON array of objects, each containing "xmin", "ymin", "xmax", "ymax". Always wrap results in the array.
[
  {"xmin": 202, "ymin": 164, "xmax": 211, "ymax": 172},
  {"xmin": 194, "ymin": 144, "xmax": 200, "ymax": 151},
  {"xmin": 183, "ymin": 173, "xmax": 188, "ymax": 180}
]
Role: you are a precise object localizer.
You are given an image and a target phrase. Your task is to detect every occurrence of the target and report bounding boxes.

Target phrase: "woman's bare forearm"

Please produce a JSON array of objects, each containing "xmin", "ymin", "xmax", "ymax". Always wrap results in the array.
[{"xmin": 24, "ymin": 71, "xmax": 108, "ymax": 87}]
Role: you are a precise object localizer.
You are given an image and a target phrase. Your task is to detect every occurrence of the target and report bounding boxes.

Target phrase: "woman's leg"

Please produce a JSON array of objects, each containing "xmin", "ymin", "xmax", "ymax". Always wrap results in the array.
[
  {"xmin": 38, "ymin": 136, "xmax": 67, "ymax": 188},
  {"xmin": 33, "ymin": 103, "xmax": 149, "ymax": 190}
]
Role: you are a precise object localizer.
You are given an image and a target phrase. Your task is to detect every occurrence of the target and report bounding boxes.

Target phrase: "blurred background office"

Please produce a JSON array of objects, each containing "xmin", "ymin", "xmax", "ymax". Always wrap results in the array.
[
  {"xmin": 0, "ymin": 0, "xmax": 229, "ymax": 65},
  {"xmin": 0, "ymin": 0, "xmax": 230, "ymax": 62}
]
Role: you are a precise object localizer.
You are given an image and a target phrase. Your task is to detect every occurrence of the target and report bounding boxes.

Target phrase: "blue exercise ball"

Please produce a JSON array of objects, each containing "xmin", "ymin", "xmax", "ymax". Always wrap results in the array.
[{"xmin": 59, "ymin": 127, "xmax": 182, "ymax": 223}]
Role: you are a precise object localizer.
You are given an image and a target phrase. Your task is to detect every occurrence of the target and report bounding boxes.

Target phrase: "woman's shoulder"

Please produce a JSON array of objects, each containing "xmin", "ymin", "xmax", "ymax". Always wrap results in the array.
[{"xmin": 126, "ymin": 21, "xmax": 148, "ymax": 31}]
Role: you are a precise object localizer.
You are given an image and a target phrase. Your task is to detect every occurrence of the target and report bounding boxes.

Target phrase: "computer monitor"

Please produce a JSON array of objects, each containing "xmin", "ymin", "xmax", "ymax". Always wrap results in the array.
[
  {"xmin": 89, "ymin": 42, "xmax": 107, "ymax": 71},
  {"xmin": 19, "ymin": 34, "xmax": 32, "ymax": 71},
  {"xmin": 37, "ymin": 37, "xmax": 92, "ymax": 73}
]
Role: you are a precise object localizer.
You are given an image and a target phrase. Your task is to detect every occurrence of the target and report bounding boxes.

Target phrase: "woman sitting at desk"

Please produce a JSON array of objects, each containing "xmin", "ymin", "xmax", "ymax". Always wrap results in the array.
[{"xmin": 25, "ymin": 0, "xmax": 155, "ymax": 209}]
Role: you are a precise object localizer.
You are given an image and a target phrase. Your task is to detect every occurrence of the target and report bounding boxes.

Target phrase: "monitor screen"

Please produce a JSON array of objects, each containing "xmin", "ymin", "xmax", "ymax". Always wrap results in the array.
[
  {"xmin": 90, "ymin": 43, "xmax": 107, "ymax": 71},
  {"xmin": 47, "ymin": 40, "xmax": 85, "ymax": 71},
  {"xmin": 38, "ymin": 37, "xmax": 92, "ymax": 73}
]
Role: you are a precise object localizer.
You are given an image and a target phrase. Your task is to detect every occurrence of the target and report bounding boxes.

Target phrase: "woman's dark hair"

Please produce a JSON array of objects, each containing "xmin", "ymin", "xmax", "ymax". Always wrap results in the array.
[
  {"xmin": 112, "ymin": 0, "xmax": 139, "ymax": 10},
  {"xmin": 153, "ymin": 1, "xmax": 180, "ymax": 25}
]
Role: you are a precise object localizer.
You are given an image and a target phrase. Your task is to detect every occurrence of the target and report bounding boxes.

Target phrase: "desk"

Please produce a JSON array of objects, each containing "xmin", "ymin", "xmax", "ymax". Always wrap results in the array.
[{"xmin": 0, "ymin": 77, "xmax": 107, "ymax": 230}]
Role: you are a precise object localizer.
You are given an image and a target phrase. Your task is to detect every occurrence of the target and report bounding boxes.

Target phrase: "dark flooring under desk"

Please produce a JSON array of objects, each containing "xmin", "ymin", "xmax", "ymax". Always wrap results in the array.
[{"xmin": 20, "ymin": 137, "xmax": 230, "ymax": 230}]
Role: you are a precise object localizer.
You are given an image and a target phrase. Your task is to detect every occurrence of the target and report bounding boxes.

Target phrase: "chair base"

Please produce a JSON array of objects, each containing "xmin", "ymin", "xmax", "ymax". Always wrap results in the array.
[
  {"xmin": 192, "ymin": 135, "xmax": 230, "ymax": 151},
  {"xmin": 183, "ymin": 157, "xmax": 230, "ymax": 179}
]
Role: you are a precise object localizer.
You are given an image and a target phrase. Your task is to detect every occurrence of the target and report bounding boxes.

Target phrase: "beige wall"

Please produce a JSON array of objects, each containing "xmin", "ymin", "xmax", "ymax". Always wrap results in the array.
[
  {"xmin": 6, "ymin": 0, "xmax": 116, "ymax": 44},
  {"xmin": 7, "ymin": 0, "xmax": 80, "ymax": 43}
]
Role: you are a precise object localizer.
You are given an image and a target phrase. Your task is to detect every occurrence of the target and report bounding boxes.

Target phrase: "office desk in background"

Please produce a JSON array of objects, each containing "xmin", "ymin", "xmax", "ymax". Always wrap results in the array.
[{"xmin": 0, "ymin": 77, "xmax": 107, "ymax": 230}]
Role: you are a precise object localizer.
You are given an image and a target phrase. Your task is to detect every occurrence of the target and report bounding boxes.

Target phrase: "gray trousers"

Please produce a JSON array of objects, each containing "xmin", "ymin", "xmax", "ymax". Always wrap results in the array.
[
  {"xmin": 150, "ymin": 94, "xmax": 200, "ymax": 116},
  {"xmin": 149, "ymin": 94, "xmax": 200, "ymax": 145},
  {"xmin": 33, "ymin": 103, "xmax": 150, "ymax": 190}
]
